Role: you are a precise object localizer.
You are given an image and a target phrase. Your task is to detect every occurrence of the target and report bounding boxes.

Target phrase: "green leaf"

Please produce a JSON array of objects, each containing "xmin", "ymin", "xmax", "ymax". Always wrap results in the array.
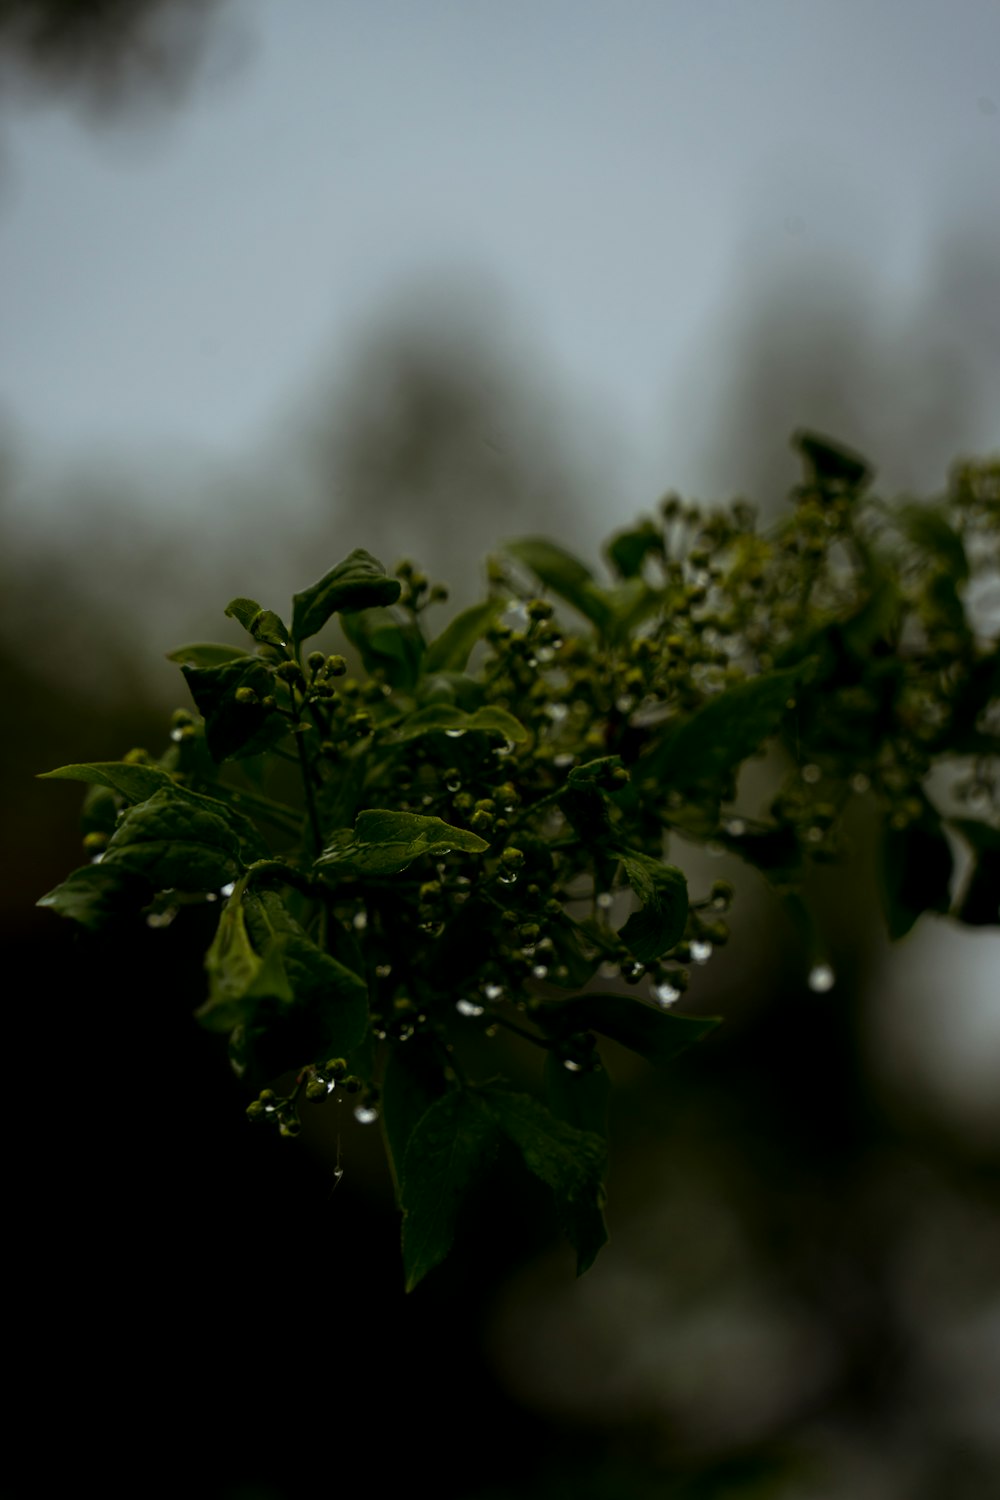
[
  {"xmin": 316, "ymin": 810, "xmax": 489, "ymax": 876},
  {"xmin": 292, "ymin": 549, "xmax": 402, "ymax": 644},
  {"xmin": 223, "ymin": 599, "xmax": 290, "ymax": 649},
  {"xmin": 638, "ymin": 661, "xmax": 815, "ymax": 793},
  {"xmin": 481, "ymin": 1088, "xmax": 608, "ymax": 1275},
  {"xmin": 181, "ymin": 657, "xmax": 286, "ymax": 762},
  {"xmin": 605, "ymin": 521, "xmax": 662, "ymax": 580},
  {"xmin": 950, "ymin": 820, "xmax": 1000, "ymax": 927},
  {"xmin": 546, "ymin": 993, "xmax": 720, "ymax": 1068},
  {"xmin": 567, "ymin": 756, "xmax": 625, "ymax": 789},
  {"xmin": 101, "ymin": 786, "xmax": 243, "ymax": 891},
  {"xmin": 223, "ymin": 597, "xmax": 264, "ymax": 632},
  {"xmin": 340, "ymin": 606, "xmax": 424, "ymax": 692},
  {"xmin": 389, "ymin": 704, "xmax": 529, "ymax": 744},
  {"xmin": 544, "ymin": 1051, "xmax": 611, "ymax": 1140},
  {"xmin": 505, "ymin": 538, "xmax": 613, "ymax": 633},
  {"xmin": 880, "ymin": 800, "xmax": 954, "ymax": 940},
  {"xmin": 617, "ymin": 852, "xmax": 689, "ymax": 962},
  {"xmin": 423, "ymin": 598, "xmax": 505, "ymax": 673},
  {"xmin": 234, "ymin": 889, "xmax": 369, "ymax": 1063},
  {"xmin": 38, "ymin": 761, "xmax": 172, "ymax": 803},
  {"xmin": 381, "ymin": 1040, "xmax": 448, "ymax": 1204},
  {"xmin": 166, "ymin": 642, "xmax": 249, "ymax": 669},
  {"xmin": 545, "ymin": 914, "xmax": 602, "ymax": 988},
  {"xmin": 36, "ymin": 862, "xmax": 153, "ymax": 931},
  {"xmin": 895, "ymin": 503, "xmax": 969, "ymax": 583},
  {"xmin": 791, "ymin": 429, "xmax": 872, "ymax": 491},
  {"xmin": 400, "ymin": 1090, "xmax": 499, "ymax": 1291},
  {"xmin": 197, "ymin": 879, "xmax": 294, "ymax": 1032}
]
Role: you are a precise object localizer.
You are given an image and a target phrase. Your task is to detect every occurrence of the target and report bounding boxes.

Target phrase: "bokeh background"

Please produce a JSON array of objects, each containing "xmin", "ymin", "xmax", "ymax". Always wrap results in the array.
[{"xmin": 4, "ymin": 4, "xmax": 999, "ymax": 1496}]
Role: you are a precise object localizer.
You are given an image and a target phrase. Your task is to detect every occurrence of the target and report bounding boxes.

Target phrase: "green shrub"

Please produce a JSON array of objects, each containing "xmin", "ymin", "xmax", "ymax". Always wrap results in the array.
[{"xmin": 39, "ymin": 432, "xmax": 1000, "ymax": 1289}]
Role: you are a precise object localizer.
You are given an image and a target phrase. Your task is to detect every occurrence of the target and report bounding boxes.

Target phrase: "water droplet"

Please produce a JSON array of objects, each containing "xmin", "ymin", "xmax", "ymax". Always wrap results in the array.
[
  {"xmin": 598, "ymin": 960, "xmax": 620, "ymax": 978},
  {"xmin": 546, "ymin": 702, "xmax": 568, "ymax": 722},
  {"xmin": 536, "ymin": 646, "xmax": 556, "ymax": 663},
  {"xmin": 801, "ymin": 763, "xmax": 822, "ymax": 784},
  {"xmin": 690, "ymin": 939, "xmax": 713, "ymax": 964},
  {"xmin": 354, "ymin": 1104, "xmax": 379, "ymax": 1125},
  {"xmin": 808, "ymin": 963, "xmax": 835, "ymax": 993},
  {"xmin": 483, "ymin": 982, "xmax": 504, "ymax": 1001},
  {"xmin": 498, "ymin": 871, "xmax": 518, "ymax": 885},
  {"xmin": 397, "ymin": 1023, "xmax": 414, "ymax": 1041},
  {"xmin": 724, "ymin": 818, "xmax": 746, "ymax": 837},
  {"xmin": 553, "ymin": 753, "xmax": 575, "ymax": 768},
  {"xmin": 521, "ymin": 945, "xmax": 536, "ymax": 959},
  {"xmin": 445, "ymin": 775, "xmax": 462, "ymax": 792},
  {"xmin": 563, "ymin": 1059, "xmax": 584, "ymax": 1072},
  {"xmin": 493, "ymin": 739, "xmax": 515, "ymax": 757},
  {"xmin": 220, "ymin": 881, "xmax": 236, "ymax": 898},
  {"xmin": 596, "ymin": 892, "xmax": 613, "ymax": 910},
  {"xmin": 525, "ymin": 655, "xmax": 539, "ymax": 669},
  {"xmin": 170, "ymin": 727, "xmax": 185, "ymax": 743},
  {"xmin": 445, "ymin": 729, "xmax": 466, "ymax": 739},
  {"xmin": 353, "ymin": 910, "xmax": 368, "ymax": 930},
  {"xmin": 532, "ymin": 964, "xmax": 549, "ymax": 979},
  {"xmin": 376, "ymin": 963, "xmax": 392, "ymax": 978},
  {"xmin": 90, "ymin": 853, "xmax": 104, "ymax": 865},
  {"xmin": 850, "ymin": 772, "xmax": 871, "ymax": 794},
  {"xmin": 615, "ymin": 695, "xmax": 635, "ymax": 715},
  {"xmin": 205, "ymin": 891, "xmax": 218, "ymax": 902},
  {"xmin": 653, "ymin": 982, "xmax": 681, "ymax": 1007},
  {"xmin": 456, "ymin": 998, "xmax": 484, "ymax": 1017}
]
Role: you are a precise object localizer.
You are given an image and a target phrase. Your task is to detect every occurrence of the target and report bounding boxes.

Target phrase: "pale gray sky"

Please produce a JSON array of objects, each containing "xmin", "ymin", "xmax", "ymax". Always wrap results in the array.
[{"xmin": 2, "ymin": 0, "xmax": 998, "ymax": 511}]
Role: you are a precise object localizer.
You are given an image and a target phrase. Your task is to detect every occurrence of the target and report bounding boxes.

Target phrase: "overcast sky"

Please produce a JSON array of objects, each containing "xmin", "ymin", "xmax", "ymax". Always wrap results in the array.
[{"xmin": 2, "ymin": 0, "xmax": 998, "ymax": 513}]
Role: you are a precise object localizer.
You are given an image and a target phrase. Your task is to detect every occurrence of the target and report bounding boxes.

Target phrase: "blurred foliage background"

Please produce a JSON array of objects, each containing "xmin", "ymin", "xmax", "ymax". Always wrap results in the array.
[{"xmin": 4, "ymin": 5, "xmax": 999, "ymax": 1498}]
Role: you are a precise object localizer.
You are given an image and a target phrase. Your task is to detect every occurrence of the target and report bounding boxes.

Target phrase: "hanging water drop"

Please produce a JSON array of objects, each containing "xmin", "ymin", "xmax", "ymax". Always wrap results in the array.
[
  {"xmin": 690, "ymin": 939, "xmax": 713, "ymax": 964},
  {"xmin": 353, "ymin": 1104, "xmax": 379, "ymax": 1125},
  {"xmin": 653, "ymin": 982, "xmax": 681, "ymax": 1006},
  {"xmin": 808, "ymin": 963, "xmax": 835, "ymax": 993},
  {"xmin": 444, "ymin": 728, "xmax": 466, "ymax": 739},
  {"xmin": 220, "ymin": 881, "xmax": 236, "ymax": 898}
]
